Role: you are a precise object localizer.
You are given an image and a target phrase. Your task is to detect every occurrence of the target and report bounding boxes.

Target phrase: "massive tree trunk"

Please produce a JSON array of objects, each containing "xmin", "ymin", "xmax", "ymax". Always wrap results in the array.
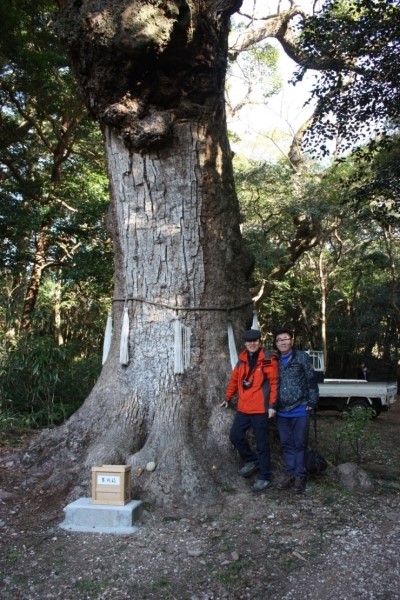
[{"xmin": 23, "ymin": 0, "xmax": 260, "ymax": 509}]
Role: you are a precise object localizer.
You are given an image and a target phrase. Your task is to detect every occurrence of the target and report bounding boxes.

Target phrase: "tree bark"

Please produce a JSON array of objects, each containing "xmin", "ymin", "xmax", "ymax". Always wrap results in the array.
[
  {"xmin": 24, "ymin": 0, "xmax": 260, "ymax": 510},
  {"xmin": 20, "ymin": 228, "xmax": 51, "ymax": 331},
  {"xmin": 54, "ymin": 273, "xmax": 64, "ymax": 346}
]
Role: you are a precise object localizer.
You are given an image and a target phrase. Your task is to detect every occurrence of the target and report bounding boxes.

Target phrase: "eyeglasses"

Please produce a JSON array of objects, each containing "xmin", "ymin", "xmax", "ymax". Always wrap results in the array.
[{"xmin": 276, "ymin": 338, "xmax": 292, "ymax": 343}]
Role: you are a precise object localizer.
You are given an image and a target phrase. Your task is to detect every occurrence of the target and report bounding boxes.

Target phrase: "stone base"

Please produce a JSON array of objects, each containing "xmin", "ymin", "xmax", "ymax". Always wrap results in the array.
[{"xmin": 59, "ymin": 497, "xmax": 143, "ymax": 534}]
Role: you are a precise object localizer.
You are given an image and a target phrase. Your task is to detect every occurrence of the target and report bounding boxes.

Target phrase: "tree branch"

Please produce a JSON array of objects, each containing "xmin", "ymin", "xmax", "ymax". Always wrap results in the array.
[
  {"xmin": 229, "ymin": 4, "xmax": 359, "ymax": 73},
  {"xmin": 229, "ymin": 5, "xmax": 305, "ymax": 60}
]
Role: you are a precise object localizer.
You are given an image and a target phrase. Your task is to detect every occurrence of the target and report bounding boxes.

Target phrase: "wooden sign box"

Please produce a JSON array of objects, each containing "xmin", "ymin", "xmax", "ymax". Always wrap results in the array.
[{"xmin": 91, "ymin": 465, "xmax": 132, "ymax": 505}]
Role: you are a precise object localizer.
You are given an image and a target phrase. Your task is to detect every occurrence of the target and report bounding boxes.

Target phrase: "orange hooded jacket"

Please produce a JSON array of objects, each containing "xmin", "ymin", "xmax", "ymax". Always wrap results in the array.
[{"xmin": 225, "ymin": 348, "xmax": 279, "ymax": 414}]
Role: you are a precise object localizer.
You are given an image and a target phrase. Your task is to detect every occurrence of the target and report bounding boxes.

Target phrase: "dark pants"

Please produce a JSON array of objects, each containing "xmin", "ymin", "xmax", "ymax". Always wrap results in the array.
[
  {"xmin": 276, "ymin": 414, "xmax": 309, "ymax": 479},
  {"xmin": 229, "ymin": 411, "xmax": 271, "ymax": 480}
]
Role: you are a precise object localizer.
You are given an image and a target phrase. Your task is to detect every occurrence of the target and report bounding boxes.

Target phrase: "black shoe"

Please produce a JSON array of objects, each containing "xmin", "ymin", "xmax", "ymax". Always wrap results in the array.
[
  {"xmin": 293, "ymin": 477, "xmax": 306, "ymax": 494},
  {"xmin": 239, "ymin": 461, "xmax": 259, "ymax": 478},
  {"xmin": 274, "ymin": 473, "xmax": 294, "ymax": 490}
]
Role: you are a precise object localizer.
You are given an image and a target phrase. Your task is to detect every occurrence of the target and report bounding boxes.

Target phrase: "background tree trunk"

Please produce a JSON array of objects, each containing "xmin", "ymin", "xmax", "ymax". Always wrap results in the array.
[
  {"xmin": 24, "ymin": 0, "xmax": 257, "ymax": 510},
  {"xmin": 20, "ymin": 228, "xmax": 50, "ymax": 331}
]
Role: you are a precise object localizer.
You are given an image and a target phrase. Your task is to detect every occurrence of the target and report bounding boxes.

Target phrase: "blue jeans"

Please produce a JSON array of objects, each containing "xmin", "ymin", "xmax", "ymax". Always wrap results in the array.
[
  {"xmin": 229, "ymin": 411, "xmax": 271, "ymax": 480},
  {"xmin": 276, "ymin": 414, "xmax": 309, "ymax": 478}
]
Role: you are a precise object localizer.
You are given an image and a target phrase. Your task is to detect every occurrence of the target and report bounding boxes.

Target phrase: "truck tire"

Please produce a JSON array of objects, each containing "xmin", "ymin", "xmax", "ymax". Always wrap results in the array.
[
  {"xmin": 372, "ymin": 402, "xmax": 382, "ymax": 417},
  {"xmin": 347, "ymin": 399, "xmax": 377, "ymax": 418}
]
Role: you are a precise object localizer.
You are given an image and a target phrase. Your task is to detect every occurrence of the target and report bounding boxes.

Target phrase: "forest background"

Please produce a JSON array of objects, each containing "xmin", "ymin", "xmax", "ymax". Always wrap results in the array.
[{"xmin": 0, "ymin": 0, "xmax": 399, "ymax": 436}]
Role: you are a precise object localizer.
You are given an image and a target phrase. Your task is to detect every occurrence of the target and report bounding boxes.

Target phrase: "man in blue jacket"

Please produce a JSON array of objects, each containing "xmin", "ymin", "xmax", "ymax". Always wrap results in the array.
[{"xmin": 274, "ymin": 328, "xmax": 319, "ymax": 494}]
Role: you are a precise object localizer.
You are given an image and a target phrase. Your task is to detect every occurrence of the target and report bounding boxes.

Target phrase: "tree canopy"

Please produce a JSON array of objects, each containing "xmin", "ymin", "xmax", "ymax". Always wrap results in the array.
[
  {"xmin": 295, "ymin": 0, "xmax": 400, "ymax": 153},
  {"xmin": 0, "ymin": 0, "xmax": 113, "ymax": 426}
]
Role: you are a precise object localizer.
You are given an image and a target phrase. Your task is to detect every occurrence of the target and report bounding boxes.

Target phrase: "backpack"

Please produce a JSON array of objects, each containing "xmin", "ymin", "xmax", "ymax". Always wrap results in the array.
[{"xmin": 305, "ymin": 447, "xmax": 328, "ymax": 476}]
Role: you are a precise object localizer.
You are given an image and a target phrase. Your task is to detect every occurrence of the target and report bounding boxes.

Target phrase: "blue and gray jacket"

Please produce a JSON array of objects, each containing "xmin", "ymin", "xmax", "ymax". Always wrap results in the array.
[{"xmin": 277, "ymin": 349, "xmax": 319, "ymax": 412}]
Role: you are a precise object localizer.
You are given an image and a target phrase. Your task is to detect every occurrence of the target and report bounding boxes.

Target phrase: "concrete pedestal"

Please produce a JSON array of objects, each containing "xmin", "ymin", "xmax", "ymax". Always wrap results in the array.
[{"xmin": 59, "ymin": 497, "xmax": 143, "ymax": 534}]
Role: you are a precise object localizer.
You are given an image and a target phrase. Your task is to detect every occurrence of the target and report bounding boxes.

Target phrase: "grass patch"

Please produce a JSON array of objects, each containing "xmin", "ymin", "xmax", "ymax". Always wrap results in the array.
[
  {"xmin": 216, "ymin": 562, "xmax": 243, "ymax": 586},
  {"xmin": 76, "ymin": 579, "xmax": 106, "ymax": 595},
  {"xmin": 6, "ymin": 551, "xmax": 20, "ymax": 563}
]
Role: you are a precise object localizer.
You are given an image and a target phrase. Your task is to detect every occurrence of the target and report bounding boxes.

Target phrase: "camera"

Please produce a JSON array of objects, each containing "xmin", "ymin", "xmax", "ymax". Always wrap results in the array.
[{"xmin": 242, "ymin": 379, "xmax": 252, "ymax": 389}]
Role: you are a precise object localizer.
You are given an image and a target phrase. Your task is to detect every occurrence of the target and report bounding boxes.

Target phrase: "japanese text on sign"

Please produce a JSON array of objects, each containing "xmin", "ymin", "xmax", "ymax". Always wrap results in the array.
[{"xmin": 97, "ymin": 475, "xmax": 120, "ymax": 486}]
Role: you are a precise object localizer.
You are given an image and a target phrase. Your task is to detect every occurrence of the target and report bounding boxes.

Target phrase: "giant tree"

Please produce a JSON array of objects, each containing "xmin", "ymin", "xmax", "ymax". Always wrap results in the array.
[
  {"xmin": 22, "ymin": 0, "xmax": 251, "ymax": 509},
  {"xmin": 22, "ymin": 0, "xmax": 318, "ymax": 510}
]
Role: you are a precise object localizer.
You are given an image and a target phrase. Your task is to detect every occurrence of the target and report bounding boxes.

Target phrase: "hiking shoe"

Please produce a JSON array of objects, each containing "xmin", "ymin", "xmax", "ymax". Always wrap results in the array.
[
  {"xmin": 252, "ymin": 478, "xmax": 272, "ymax": 492},
  {"xmin": 275, "ymin": 473, "xmax": 294, "ymax": 490},
  {"xmin": 239, "ymin": 461, "xmax": 259, "ymax": 478},
  {"xmin": 293, "ymin": 477, "xmax": 306, "ymax": 494}
]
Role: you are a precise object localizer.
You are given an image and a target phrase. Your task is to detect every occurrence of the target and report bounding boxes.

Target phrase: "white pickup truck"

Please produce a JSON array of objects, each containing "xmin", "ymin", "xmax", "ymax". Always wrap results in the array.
[
  {"xmin": 318, "ymin": 379, "xmax": 398, "ymax": 416},
  {"xmin": 306, "ymin": 351, "xmax": 398, "ymax": 416}
]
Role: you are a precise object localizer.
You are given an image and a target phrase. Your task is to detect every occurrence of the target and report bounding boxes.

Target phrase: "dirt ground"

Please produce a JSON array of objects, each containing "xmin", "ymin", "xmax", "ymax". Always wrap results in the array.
[{"xmin": 1, "ymin": 402, "xmax": 400, "ymax": 600}]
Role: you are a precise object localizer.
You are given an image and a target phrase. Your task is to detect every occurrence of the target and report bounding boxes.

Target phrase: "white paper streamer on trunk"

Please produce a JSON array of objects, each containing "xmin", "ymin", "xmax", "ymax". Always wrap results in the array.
[
  {"xmin": 174, "ymin": 319, "xmax": 191, "ymax": 374},
  {"xmin": 227, "ymin": 322, "xmax": 238, "ymax": 370},
  {"xmin": 119, "ymin": 305, "xmax": 130, "ymax": 366},
  {"xmin": 102, "ymin": 312, "xmax": 113, "ymax": 365},
  {"xmin": 251, "ymin": 312, "xmax": 260, "ymax": 331}
]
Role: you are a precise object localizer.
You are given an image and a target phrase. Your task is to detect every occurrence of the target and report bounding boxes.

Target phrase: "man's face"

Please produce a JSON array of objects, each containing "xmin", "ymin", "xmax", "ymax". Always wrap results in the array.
[
  {"xmin": 245, "ymin": 339, "xmax": 261, "ymax": 352},
  {"xmin": 275, "ymin": 334, "xmax": 293, "ymax": 355}
]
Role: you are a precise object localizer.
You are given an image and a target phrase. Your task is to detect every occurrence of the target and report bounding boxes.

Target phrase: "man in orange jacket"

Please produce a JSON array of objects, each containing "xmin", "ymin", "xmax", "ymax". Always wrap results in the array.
[{"xmin": 220, "ymin": 329, "xmax": 279, "ymax": 492}]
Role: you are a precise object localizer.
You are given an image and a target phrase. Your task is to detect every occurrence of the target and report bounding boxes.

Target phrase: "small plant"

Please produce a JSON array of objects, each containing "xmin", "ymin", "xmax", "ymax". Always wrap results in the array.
[
  {"xmin": 217, "ymin": 561, "xmax": 243, "ymax": 586},
  {"xmin": 330, "ymin": 408, "xmax": 380, "ymax": 464},
  {"xmin": 222, "ymin": 483, "xmax": 236, "ymax": 493},
  {"xmin": 76, "ymin": 578, "xmax": 104, "ymax": 594},
  {"xmin": 6, "ymin": 550, "xmax": 20, "ymax": 563},
  {"xmin": 141, "ymin": 501, "xmax": 154, "ymax": 512},
  {"xmin": 0, "ymin": 401, "xmax": 32, "ymax": 444},
  {"xmin": 154, "ymin": 576, "xmax": 170, "ymax": 588}
]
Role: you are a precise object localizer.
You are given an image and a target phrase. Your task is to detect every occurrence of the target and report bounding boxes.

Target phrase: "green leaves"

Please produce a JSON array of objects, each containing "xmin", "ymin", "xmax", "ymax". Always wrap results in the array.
[
  {"xmin": 0, "ymin": 0, "xmax": 112, "ymax": 331},
  {"xmin": 235, "ymin": 141, "xmax": 399, "ymax": 380},
  {"xmin": 0, "ymin": 336, "xmax": 102, "ymax": 427},
  {"xmin": 332, "ymin": 407, "xmax": 379, "ymax": 465},
  {"xmin": 0, "ymin": 0, "xmax": 112, "ymax": 423},
  {"xmin": 299, "ymin": 0, "xmax": 400, "ymax": 153}
]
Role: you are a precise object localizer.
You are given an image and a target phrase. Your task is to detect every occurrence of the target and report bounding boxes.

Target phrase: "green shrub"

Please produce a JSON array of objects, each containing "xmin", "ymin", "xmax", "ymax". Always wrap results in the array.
[
  {"xmin": 0, "ymin": 336, "xmax": 101, "ymax": 428},
  {"xmin": 328, "ymin": 408, "xmax": 380, "ymax": 465}
]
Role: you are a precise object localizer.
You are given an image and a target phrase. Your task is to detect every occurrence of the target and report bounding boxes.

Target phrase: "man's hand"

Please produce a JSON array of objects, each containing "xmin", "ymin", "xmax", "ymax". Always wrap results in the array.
[
  {"xmin": 220, "ymin": 400, "xmax": 229, "ymax": 409},
  {"xmin": 268, "ymin": 408, "xmax": 276, "ymax": 419}
]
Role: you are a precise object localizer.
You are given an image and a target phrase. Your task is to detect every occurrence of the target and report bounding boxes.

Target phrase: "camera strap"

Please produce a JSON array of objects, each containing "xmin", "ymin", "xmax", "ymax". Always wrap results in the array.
[{"xmin": 245, "ymin": 349, "xmax": 259, "ymax": 381}]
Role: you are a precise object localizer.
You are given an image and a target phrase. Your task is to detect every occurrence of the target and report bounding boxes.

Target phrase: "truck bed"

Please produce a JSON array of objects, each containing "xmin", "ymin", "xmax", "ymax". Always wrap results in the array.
[{"xmin": 317, "ymin": 379, "xmax": 398, "ymax": 415}]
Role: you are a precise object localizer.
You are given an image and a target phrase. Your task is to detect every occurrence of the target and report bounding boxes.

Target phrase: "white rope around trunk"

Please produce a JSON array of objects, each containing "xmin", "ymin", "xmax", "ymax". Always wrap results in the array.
[{"xmin": 112, "ymin": 295, "xmax": 255, "ymax": 374}]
